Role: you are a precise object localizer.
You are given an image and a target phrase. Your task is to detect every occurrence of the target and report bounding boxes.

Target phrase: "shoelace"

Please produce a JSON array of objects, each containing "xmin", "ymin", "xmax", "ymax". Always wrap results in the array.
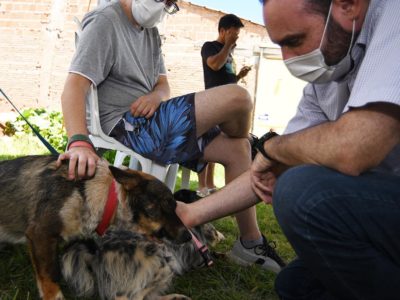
[
  {"xmin": 253, "ymin": 240, "xmax": 277, "ymax": 257},
  {"xmin": 255, "ymin": 240, "xmax": 287, "ymax": 267}
]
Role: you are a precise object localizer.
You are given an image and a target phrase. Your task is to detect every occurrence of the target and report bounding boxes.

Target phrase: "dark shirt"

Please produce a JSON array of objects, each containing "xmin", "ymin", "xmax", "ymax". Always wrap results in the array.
[{"xmin": 201, "ymin": 41, "xmax": 237, "ymax": 89}]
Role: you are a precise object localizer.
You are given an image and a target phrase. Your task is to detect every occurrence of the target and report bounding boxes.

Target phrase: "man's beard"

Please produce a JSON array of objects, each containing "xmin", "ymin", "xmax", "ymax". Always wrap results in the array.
[{"xmin": 321, "ymin": 16, "xmax": 354, "ymax": 66}]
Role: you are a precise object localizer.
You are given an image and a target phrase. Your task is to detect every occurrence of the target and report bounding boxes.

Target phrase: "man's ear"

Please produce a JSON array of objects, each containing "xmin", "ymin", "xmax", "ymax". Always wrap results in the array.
[
  {"xmin": 333, "ymin": 0, "xmax": 362, "ymax": 21},
  {"xmin": 219, "ymin": 28, "xmax": 226, "ymax": 38},
  {"xmin": 333, "ymin": 0, "xmax": 368, "ymax": 31}
]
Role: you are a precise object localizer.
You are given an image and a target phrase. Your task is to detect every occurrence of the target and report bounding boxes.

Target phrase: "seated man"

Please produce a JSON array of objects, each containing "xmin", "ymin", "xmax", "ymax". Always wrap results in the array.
[
  {"xmin": 58, "ymin": 0, "xmax": 285, "ymax": 272},
  {"xmin": 176, "ymin": 0, "xmax": 400, "ymax": 298}
]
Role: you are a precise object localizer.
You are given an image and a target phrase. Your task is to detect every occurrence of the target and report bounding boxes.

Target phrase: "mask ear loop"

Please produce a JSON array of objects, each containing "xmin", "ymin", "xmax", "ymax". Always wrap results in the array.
[
  {"xmin": 318, "ymin": 2, "xmax": 334, "ymax": 49},
  {"xmin": 346, "ymin": 19, "xmax": 356, "ymax": 57}
]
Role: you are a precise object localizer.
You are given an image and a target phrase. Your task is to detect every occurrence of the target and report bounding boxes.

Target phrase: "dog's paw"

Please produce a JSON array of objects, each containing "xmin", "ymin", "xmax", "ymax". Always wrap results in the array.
[{"xmin": 159, "ymin": 294, "xmax": 191, "ymax": 300}]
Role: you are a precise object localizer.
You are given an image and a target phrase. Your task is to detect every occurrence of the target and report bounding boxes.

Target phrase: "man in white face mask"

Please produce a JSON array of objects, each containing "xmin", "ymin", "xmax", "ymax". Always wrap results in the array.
[
  {"xmin": 131, "ymin": 0, "xmax": 168, "ymax": 28},
  {"xmin": 176, "ymin": 0, "xmax": 400, "ymax": 298},
  {"xmin": 284, "ymin": 1, "xmax": 355, "ymax": 83},
  {"xmin": 60, "ymin": 0, "xmax": 286, "ymax": 274}
]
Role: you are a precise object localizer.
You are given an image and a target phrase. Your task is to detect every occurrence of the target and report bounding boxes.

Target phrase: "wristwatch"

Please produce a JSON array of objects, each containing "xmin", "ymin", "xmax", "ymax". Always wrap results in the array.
[{"xmin": 255, "ymin": 131, "xmax": 279, "ymax": 160}]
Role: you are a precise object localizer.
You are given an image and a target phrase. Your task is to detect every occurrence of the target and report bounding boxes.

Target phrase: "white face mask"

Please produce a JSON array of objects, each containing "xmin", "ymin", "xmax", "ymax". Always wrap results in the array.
[
  {"xmin": 131, "ymin": 0, "xmax": 167, "ymax": 28},
  {"xmin": 284, "ymin": 3, "xmax": 355, "ymax": 83}
]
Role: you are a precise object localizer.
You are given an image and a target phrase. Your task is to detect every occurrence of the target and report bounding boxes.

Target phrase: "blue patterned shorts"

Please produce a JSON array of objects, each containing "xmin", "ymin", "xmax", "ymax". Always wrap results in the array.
[{"xmin": 110, "ymin": 93, "xmax": 221, "ymax": 172}]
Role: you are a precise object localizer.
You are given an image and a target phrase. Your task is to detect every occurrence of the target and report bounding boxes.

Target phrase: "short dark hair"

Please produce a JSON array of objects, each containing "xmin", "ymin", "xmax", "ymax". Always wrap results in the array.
[
  {"xmin": 259, "ymin": 0, "xmax": 331, "ymax": 18},
  {"xmin": 218, "ymin": 14, "xmax": 244, "ymax": 31}
]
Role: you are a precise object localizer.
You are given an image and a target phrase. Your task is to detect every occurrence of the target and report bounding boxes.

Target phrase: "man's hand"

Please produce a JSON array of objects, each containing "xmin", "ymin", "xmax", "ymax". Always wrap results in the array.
[
  {"xmin": 251, "ymin": 152, "xmax": 290, "ymax": 203},
  {"xmin": 250, "ymin": 153, "xmax": 276, "ymax": 204},
  {"xmin": 57, "ymin": 146, "xmax": 100, "ymax": 180},
  {"xmin": 237, "ymin": 66, "xmax": 252, "ymax": 80},
  {"xmin": 130, "ymin": 93, "xmax": 162, "ymax": 118},
  {"xmin": 225, "ymin": 29, "xmax": 239, "ymax": 48}
]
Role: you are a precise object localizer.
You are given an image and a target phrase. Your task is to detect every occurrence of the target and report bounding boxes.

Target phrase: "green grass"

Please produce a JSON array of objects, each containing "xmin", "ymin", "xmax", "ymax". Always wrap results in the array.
[{"xmin": 0, "ymin": 142, "xmax": 296, "ymax": 300}]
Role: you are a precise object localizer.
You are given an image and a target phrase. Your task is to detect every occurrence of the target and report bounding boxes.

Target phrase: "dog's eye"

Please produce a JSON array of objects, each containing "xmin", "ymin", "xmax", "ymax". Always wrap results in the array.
[{"xmin": 145, "ymin": 208, "xmax": 160, "ymax": 219}]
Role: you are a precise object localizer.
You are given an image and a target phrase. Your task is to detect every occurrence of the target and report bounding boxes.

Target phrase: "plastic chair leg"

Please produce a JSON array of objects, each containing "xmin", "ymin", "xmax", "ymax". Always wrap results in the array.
[
  {"xmin": 114, "ymin": 151, "xmax": 127, "ymax": 167},
  {"xmin": 181, "ymin": 167, "xmax": 191, "ymax": 189}
]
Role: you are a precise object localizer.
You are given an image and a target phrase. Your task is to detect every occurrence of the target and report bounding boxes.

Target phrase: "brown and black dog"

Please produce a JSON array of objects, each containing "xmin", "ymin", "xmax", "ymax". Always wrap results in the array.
[
  {"xmin": 0, "ymin": 155, "xmax": 191, "ymax": 300},
  {"xmin": 60, "ymin": 190, "xmax": 226, "ymax": 300}
]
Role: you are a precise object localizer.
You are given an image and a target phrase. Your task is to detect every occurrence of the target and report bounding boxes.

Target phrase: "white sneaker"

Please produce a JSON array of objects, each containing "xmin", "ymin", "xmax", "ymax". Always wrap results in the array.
[
  {"xmin": 228, "ymin": 236, "xmax": 286, "ymax": 273},
  {"xmin": 196, "ymin": 187, "xmax": 210, "ymax": 198}
]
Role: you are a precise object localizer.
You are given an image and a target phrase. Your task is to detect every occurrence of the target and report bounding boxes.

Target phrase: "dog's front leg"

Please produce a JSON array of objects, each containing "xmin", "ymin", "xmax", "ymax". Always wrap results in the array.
[{"xmin": 26, "ymin": 226, "xmax": 64, "ymax": 300}]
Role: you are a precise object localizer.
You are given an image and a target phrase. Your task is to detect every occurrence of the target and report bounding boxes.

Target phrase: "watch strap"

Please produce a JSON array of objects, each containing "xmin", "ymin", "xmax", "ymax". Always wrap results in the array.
[{"xmin": 255, "ymin": 131, "xmax": 278, "ymax": 161}]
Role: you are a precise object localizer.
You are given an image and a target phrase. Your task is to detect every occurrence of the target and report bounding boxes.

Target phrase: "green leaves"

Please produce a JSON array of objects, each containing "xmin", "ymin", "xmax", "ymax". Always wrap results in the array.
[{"xmin": 4, "ymin": 108, "xmax": 68, "ymax": 153}]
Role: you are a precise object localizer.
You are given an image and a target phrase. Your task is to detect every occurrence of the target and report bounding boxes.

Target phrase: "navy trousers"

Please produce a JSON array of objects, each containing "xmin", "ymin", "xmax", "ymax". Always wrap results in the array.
[{"xmin": 273, "ymin": 165, "xmax": 400, "ymax": 300}]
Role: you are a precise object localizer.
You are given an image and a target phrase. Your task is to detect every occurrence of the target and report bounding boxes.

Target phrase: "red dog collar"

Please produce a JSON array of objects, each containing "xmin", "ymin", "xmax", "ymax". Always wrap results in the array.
[{"xmin": 96, "ymin": 180, "xmax": 118, "ymax": 236}]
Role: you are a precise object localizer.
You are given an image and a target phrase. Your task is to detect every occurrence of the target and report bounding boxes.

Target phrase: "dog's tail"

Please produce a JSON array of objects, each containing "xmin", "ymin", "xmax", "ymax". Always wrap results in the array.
[{"xmin": 61, "ymin": 238, "xmax": 99, "ymax": 298}]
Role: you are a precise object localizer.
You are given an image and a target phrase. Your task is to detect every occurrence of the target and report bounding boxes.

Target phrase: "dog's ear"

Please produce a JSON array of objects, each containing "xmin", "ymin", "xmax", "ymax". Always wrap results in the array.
[{"xmin": 109, "ymin": 166, "xmax": 145, "ymax": 189}]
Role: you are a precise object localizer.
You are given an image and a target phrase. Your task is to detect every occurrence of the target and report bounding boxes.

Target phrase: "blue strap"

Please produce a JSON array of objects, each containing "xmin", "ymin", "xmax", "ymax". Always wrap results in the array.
[{"xmin": 0, "ymin": 88, "xmax": 59, "ymax": 155}]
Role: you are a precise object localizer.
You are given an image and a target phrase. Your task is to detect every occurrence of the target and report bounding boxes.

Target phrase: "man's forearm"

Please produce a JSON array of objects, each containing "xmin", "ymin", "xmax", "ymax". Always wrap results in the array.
[
  {"xmin": 206, "ymin": 43, "xmax": 232, "ymax": 71},
  {"xmin": 185, "ymin": 170, "xmax": 259, "ymax": 226},
  {"xmin": 265, "ymin": 104, "xmax": 400, "ymax": 176},
  {"xmin": 152, "ymin": 75, "xmax": 170, "ymax": 101},
  {"xmin": 62, "ymin": 90, "xmax": 88, "ymax": 138},
  {"xmin": 61, "ymin": 74, "xmax": 91, "ymax": 138}
]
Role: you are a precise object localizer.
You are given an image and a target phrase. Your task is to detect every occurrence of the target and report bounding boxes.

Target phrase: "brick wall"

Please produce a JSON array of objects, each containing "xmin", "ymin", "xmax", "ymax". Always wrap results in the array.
[
  {"xmin": 0, "ymin": 0, "xmax": 268, "ymax": 117},
  {"xmin": 0, "ymin": 0, "xmax": 96, "ymax": 115}
]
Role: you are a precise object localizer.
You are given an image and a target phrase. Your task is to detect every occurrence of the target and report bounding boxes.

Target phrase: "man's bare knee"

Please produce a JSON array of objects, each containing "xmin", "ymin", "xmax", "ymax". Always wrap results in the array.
[{"xmin": 226, "ymin": 85, "xmax": 253, "ymax": 114}]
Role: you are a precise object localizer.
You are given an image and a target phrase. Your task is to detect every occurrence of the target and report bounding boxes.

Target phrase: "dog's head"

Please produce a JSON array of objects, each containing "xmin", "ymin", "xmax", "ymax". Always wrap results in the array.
[{"xmin": 109, "ymin": 166, "xmax": 191, "ymax": 244}]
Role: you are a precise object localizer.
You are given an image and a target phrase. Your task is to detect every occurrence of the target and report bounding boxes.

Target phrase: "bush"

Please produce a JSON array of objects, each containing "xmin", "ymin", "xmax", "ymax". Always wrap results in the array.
[
  {"xmin": 2, "ymin": 108, "xmax": 68, "ymax": 153},
  {"xmin": 1, "ymin": 109, "xmax": 124, "ymax": 165}
]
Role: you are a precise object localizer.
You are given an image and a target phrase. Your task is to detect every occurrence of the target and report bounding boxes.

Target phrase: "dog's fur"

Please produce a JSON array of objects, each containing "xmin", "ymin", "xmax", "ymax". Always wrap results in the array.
[
  {"xmin": 61, "ymin": 190, "xmax": 225, "ymax": 300},
  {"xmin": 0, "ymin": 155, "xmax": 191, "ymax": 300}
]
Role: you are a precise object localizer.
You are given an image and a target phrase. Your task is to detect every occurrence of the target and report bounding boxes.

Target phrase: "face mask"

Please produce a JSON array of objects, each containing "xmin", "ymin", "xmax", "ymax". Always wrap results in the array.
[
  {"xmin": 284, "ymin": 3, "xmax": 355, "ymax": 83},
  {"xmin": 131, "ymin": 0, "xmax": 167, "ymax": 28}
]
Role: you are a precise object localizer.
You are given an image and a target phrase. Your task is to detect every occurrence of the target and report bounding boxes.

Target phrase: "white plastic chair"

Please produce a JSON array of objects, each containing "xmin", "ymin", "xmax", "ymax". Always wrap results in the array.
[
  {"xmin": 86, "ymin": 85, "xmax": 181, "ymax": 191},
  {"xmin": 73, "ymin": 17, "xmax": 190, "ymax": 191}
]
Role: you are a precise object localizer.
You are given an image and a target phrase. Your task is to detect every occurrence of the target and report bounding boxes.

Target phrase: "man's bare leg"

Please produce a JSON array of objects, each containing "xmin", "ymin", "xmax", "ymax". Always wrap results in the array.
[
  {"xmin": 194, "ymin": 84, "xmax": 260, "ymax": 240},
  {"xmin": 192, "ymin": 84, "xmax": 285, "ymax": 271},
  {"xmin": 202, "ymin": 134, "xmax": 261, "ymax": 240},
  {"xmin": 194, "ymin": 84, "xmax": 252, "ymax": 138}
]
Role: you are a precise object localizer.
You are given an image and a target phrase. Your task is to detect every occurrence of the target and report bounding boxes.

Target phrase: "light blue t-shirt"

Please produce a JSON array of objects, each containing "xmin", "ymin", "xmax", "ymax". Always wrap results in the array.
[
  {"xmin": 70, "ymin": 1, "xmax": 166, "ymax": 134},
  {"xmin": 285, "ymin": 0, "xmax": 400, "ymax": 176}
]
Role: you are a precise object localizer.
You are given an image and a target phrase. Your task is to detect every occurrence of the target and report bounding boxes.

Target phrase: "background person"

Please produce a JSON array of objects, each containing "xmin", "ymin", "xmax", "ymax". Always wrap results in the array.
[
  {"xmin": 197, "ymin": 14, "xmax": 252, "ymax": 198},
  {"xmin": 176, "ymin": 0, "xmax": 400, "ymax": 298},
  {"xmin": 58, "ymin": 0, "xmax": 285, "ymax": 273}
]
